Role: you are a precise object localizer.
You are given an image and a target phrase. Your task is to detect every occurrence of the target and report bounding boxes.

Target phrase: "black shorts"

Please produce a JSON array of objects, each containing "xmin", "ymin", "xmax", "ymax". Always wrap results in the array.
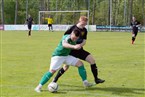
[
  {"xmin": 48, "ymin": 24, "xmax": 52, "ymax": 27},
  {"xmin": 69, "ymin": 48, "xmax": 90, "ymax": 60},
  {"xmin": 132, "ymin": 29, "xmax": 138, "ymax": 37},
  {"xmin": 28, "ymin": 24, "xmax": 32, "ymax": 29}
]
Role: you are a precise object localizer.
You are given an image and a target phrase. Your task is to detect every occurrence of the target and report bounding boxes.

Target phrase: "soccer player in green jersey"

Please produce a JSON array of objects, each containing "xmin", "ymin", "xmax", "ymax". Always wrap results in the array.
[
  {"xmin": 35, "ymin": 29, "xmax": 93, "ymax": 93},
  {"xmin": 53, "ymin": 16, "xmax": 105, "ymax": 84}
]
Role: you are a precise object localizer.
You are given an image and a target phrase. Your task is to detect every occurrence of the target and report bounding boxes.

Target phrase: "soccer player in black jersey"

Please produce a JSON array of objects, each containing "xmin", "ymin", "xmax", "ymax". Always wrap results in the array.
[
  {"xmin": 130, "ymin": 17, "xmax": 141, "ymax": 44},
  {"xmin": 25, "ymin": 14, "xmax": 34, "ymax": 36},
  {"xmin": 52, "ymin": 16, "xmax": 105, "ymax": 84}
]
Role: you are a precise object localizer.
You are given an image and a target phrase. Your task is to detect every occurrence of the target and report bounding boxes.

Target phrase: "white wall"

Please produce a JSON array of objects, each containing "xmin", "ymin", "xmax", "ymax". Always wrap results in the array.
[{"xmin": 4, "ymin": 25, "xmax": 96, "ymax": 31}]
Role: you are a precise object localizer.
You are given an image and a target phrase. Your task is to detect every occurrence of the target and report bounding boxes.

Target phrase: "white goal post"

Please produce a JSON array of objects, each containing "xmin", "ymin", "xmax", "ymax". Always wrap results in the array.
[{"xmin": 38, "ymin": 10, "xmax": 89, "ymax": 31}]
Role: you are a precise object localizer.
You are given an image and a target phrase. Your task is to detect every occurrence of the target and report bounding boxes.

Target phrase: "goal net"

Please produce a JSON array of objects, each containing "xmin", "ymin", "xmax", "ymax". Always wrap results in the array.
[{"xmin": 38, "ymin": 10, "xmax": 89, "ymax": 31}]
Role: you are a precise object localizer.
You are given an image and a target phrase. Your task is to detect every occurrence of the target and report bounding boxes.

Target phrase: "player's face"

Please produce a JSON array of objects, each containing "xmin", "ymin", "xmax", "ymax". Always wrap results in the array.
[
  {"xmin": 71, "ymin": 32, "xmax": 79, "ymax": 41},
  {"xmin": 80, "ymin": 21, "xmax": 87, "ymax": 27},
  {"xmin": 28, "ymin": 15, "xmax": 31, "ymax": 18},
  {"xmin": 132, "ymin": 17, "xmax": 136, "ymax": 21}
]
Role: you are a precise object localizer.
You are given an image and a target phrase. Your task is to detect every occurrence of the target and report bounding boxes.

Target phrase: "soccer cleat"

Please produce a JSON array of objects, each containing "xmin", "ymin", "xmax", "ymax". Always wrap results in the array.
[
  {"xmin": 95, "ymin": 78, "xmax": 105, "ymax": 84},
  {"xmin": 83, "ymin": 81, "xmax": 94, "ymax": 87},
  {"xmin": 132, "ymin": 41, "xmax": 134, "ymax": 44},
  {"xmin": 34, "ymin": 87, "xmax": 41, "ymax": 93}
]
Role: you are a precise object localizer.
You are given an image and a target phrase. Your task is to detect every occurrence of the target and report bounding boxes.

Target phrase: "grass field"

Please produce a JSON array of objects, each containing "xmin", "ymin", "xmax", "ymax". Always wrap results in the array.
[{"xmin": 0, "ymin": 31, "xmax": 145, "ymax": 97}]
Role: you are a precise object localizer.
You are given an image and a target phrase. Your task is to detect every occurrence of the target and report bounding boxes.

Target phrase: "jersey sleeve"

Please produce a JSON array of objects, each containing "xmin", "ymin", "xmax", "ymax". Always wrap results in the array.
[
  {"xmin": 137, "ymin": 21, "xmax": 140, "ymax": 25},
  {"xmin": 64, "ymin": 25, "xmax": 75, "ymax": 35},
  {"xmin": 83, "ymin": 28, "xmax": 87, "ymax": 40},
  {"xmin": 63, "ymin": 35, "xmax": 70, "ymax": 43},
  {"xmin": 130, "ymin": 22, "xmax": 133, "ymax": 26}
]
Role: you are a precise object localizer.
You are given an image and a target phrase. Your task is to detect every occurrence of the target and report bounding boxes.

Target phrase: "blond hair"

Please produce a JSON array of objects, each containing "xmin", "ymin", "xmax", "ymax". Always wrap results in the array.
[{"xmin": 79, "ymin": 16, "xmax": 88, "ymax": 22}]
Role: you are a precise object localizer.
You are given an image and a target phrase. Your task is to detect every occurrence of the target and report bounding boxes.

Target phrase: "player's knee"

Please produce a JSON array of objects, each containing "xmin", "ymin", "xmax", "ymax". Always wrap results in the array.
[
  {"xmin": 49, "ymin": 70, "xmax": 56, "ymax": 74},
  {"xmin": 75, "ymin": 60, "xmax": 83, "ymax": 67},
  {"xmin": 86, "ymin": 55, "xmax": 96, "ymax": 64},
  {"xmin": 63, "ymin": 65, "xmax": 69, "ymax": 71}
]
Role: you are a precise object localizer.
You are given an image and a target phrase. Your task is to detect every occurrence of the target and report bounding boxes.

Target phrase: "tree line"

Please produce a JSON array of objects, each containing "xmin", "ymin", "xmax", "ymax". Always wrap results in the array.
[{"xmin": 0, "ymin": 0, "xmax": 145, "ymax": 26}]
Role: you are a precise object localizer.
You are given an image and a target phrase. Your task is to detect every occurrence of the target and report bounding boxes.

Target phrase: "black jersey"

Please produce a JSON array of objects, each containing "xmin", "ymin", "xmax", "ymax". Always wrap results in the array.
[
  {"xmin": 27, "ymin": 17, "xmax": 33, "ymax": 25},
  {"xmin": 130, "ymin": 20, "xmax": 140, "ymax": 31},
  {"xmin": 64, "ymin": 25, "xmax": 87, "ymax": 44}
]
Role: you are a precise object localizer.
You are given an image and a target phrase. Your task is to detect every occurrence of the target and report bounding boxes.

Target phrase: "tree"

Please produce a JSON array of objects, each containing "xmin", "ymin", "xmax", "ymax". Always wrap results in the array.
[
  {"xmin": 14, "ymin": 0, "xmax": 18, "ymax": 24},
  {"xmin": 1, "ymin": 0, "xmax": 144, "ymax": 25},
  {"xmin": 128, "ymin": 0, "xmax": 133, "ymax": 25},
  {"xmin": 91, "ymin": 0, "xmax": 96, "ymax": 25},
  {"xmin": 142, "ymin": 0, "xmax": 145, "ymax": 25},
  {"xmin": 26, "ymin": 0, "xmax": 28, "ymax": 20},
  {"xmin": 1, "ymin": 0, "xmax": 4, "ymax": 24}
]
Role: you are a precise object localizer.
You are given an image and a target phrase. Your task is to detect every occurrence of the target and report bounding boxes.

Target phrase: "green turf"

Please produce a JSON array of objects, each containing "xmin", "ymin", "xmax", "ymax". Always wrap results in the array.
[{"xmin": 0, "ymin": 31, "xmax": 145, "ymax": 97}]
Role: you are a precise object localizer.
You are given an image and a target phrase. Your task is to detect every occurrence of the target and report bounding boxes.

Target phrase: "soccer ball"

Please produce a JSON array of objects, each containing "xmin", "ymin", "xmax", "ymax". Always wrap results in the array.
[{"xmin": 48, "ymin": 82, "xmax": 58, "ymax": 93}]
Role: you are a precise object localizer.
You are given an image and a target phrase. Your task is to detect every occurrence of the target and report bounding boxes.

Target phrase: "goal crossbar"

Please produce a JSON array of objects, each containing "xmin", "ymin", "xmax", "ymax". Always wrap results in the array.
[
  {"xmin": 38, "ymin": 10, "xmax": 89, "ymax": 30},
  {"xmin": 39, "ymin": 10, "xmax": 89, "ymax": 13}
]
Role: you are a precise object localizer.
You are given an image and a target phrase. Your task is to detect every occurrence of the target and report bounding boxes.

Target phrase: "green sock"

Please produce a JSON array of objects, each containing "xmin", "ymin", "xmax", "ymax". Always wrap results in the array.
[
  {"xmin": 39, "ymin": 72, "xmax": 53, "ymax": 85},
  {"xmin": 78, "ymin": 65, "xmax": 87, "ymax": 81}
]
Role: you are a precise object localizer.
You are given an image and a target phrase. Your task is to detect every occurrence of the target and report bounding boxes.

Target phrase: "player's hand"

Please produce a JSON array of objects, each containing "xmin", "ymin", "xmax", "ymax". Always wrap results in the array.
[
  {"xmin": 136, "ymin": 25, "xmax": 140, "ymax": 27},
  {"xmin": 74, "ymin": 44, "xmax": 82, "ymax": 50}
]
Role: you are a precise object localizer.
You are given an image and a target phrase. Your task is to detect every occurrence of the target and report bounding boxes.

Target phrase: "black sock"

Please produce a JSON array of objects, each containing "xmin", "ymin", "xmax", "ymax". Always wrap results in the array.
[
  {"xmin": 132, "ymin": 37, "xmax": 135, "ymax": 42},
  {"xmin": 53, "ymin": 68, "xmax": 65, "ymax": 82},
  {"xmin": 91, "ymin": 64, "xmax": 98, "ymax": 80},
  {"xmin": 28, "ymin": 31, "xmax": 31, "ymax": 36}
]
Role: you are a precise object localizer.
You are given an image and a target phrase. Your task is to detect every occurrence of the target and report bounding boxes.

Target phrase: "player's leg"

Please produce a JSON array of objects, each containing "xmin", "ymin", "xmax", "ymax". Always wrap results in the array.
[
  {"xmin": 131, "ymin": 30, "xmax": 138, "ymax": 44},
  {"xmin": 70, "ymin": 49, "xmax": 105, "ymax": 84},
  {"xmin": 35, "ymin": 56, "xmax": 64, "ymax": 92},
  {"xmin": 53, "ymin": 49, "xmax": 105, "ymax": 84},
  {"xmin": 66, "ymin": 56, "xmax": 94, "ymax": 87},
  {"xmin": 28, "ymin": 24, "xmax": 32, "ymax": 36},
  {"xmin": 50, "ymin": 24, "xmax": 53, "ymax": 31},
  {"xmin": 85, "ymin": 54, "xmax": 105, "ymax": 84},
  {"xmin": 48, "ymin": 24, "xmax": 51, "ymax": 31},
  {"xmin": 132, "ymin": 31, "xmax": 135, "ymax": 44},
  {"xmin": 52, "ymin": 65, "xmax": 69, "ymax": 82},
  {"xmin": 52, "ymin": 50, "xmax": 81, "ymax": 83},
  {"xmin": 133, "ymin": 30, "xmax": 138, "ymax": 43},
  {"xmin": 35, "ymin": 70, "xmax": 55, "ymax": 93}
]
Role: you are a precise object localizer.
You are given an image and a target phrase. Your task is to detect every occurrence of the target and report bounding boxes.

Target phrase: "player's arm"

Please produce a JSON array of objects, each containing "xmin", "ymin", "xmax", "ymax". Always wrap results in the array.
[
  {"xmin": 51, "ymin": 18, "xmax": 53, "ymax": 23},
  {"xmin": 32, "ymin": 19, "xmax": 35, "ymax": 24},
  {"xmin": 80, "ymin": 39, "xmax": 86, "ymax": 47},
  {"xmin": 136, "ymin": 21, "xmax": 141, "ymax": 27},
  {"xmin": 42, "ymin": 17, "xmax": 47, "ymax": 20},
  {"xmin": 24, "ymin": 19, "xmax": 28, "ymax": 25},
  {"xmin": 64, "ymin": 25, "xmax": 75, "ymax": 35},
  {"xmin": 130, "ymin": 22, "xmax": 133, "ymax": 28},
  {"xmin": 62, "ymin": 40, "xmax": 81, "ymax": 50},
  {"xmin": 80, "ymin": 29, "xmax": 87, "ymax": 47},
  {"xmin": 44, "ymin": 18, "xmax": 48, "ymax": 20}
]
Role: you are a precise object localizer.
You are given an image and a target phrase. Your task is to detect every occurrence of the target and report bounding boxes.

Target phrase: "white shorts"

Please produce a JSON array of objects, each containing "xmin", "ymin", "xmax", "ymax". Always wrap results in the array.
[{"xmin": 49, "ymin": 55, "xmax": 79, "ymax": 71}]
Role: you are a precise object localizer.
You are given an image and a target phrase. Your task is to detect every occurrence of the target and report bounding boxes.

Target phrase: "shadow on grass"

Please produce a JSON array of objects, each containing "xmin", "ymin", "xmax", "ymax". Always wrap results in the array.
[
  {"xmin": 42, "ymin": 90, "xmax": 67, "ymax": 94},
  {"xmin": 58, "ymin": 83, "xmax": 145, "ymax": 96},
  {"xmin": 88, "ymin": 87, "xmax": 145, "ymax": 95}
]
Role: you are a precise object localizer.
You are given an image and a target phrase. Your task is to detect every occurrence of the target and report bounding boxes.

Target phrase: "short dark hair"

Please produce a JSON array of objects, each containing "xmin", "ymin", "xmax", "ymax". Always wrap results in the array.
[{"xmin": 72, "ymin": 28, "xmax": 81, "ymax": 37}]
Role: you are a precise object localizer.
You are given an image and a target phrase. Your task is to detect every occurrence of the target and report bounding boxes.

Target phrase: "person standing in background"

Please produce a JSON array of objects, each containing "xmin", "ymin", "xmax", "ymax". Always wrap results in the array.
[
  {"xmin": 25, "ymin": 14, "xmax": 34, "ymax": 36},
  {"xmin": 45, "ymin": 15, "xmax": 53, "ymax": 31},
  {"xmin": 130, "ymin": 16, "xmax": 141, "ymax": 44}
]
